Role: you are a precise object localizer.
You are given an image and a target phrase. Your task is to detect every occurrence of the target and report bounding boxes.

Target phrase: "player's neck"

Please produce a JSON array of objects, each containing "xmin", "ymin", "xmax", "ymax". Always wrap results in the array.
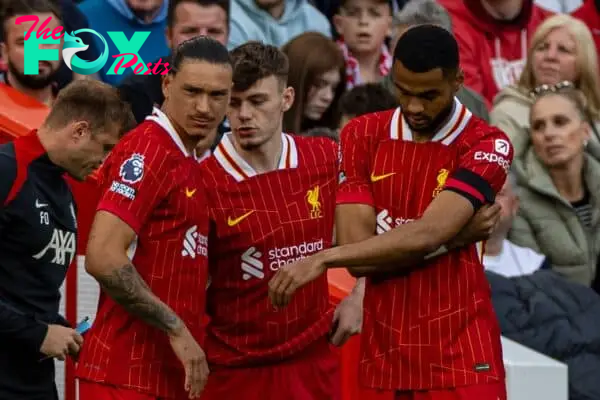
[
  {"xmin": 161, "ymin": 105, "xmax": 199, "ymax": 155},
  {"xmin": 236, "ymin": 131, "xmax": 283, "ymax": 174},
  {"xmin": 37, "ymin": 127, "xmax": 63, "ymax": 167},
  {"xmin": 412, "ymin": 101, "xmax": 456, "ymax": 143}
]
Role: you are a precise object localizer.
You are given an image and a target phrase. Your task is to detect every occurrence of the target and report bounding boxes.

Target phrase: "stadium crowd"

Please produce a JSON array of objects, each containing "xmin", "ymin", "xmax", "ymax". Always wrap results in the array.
[{"xmin": 2, "ymin": 0, "xmax": 600, "ymax": 399}]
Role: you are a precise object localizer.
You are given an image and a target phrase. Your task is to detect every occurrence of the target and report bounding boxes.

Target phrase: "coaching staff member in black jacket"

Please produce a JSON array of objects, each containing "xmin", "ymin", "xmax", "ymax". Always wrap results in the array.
[{"xmin": 0, "ymin": 79, "xmax": 135, "ymax": 400}]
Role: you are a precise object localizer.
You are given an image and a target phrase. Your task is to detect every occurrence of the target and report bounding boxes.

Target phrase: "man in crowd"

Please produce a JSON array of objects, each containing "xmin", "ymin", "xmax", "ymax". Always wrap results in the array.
[
  {"xmin": 0, "ymin": 79, "xmax": 134, "ymax": 400},
  {"xmin": 437, "ymin": 0, "xmax": 550, "ymax": 106},
  {"xmin": 119, "ymin": 0, "xmax": 229, "ymax": 125},
  {"xmin": 270, "ymin": 25, "xmax": 512, "ymax": 399},
  {"xmin": 228, "ymin": 0, "xmax": 331, "ymax": 49},
  {"xmin": 1, "ymin": 0, "xmax": 63, "ymax": 106},
  {"xmin": 78, "ymin": 0, "xmax": 170, "ymax": 85},
  {"xmin": 76, "ymin": 37, "xmax": 232, "ymax": 400},
  {"xmin": 484, "ymin": 174, "xmax": 548, "ymax": 277}
]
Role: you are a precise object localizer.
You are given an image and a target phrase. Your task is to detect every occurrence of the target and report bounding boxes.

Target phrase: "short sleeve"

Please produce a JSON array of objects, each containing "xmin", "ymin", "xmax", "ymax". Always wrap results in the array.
[
  {"xmin": 336, "ymin": 119, "xmax": 375, "ymax": 206},
  {"xmin": 96, "ymin": 143, "xmax": 172, "ymax": 234},
  {"xmin": 443, "ymin": 129, "xmax": 514, "ymax": 210}
]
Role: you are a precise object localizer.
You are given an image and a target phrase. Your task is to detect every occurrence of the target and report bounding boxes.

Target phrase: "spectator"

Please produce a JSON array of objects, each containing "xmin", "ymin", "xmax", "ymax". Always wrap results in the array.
[
  {"xmin": 437, "ymin": 0, "xmax": 551, "ymax": 107},
  {"xmin": 483, "ymin": 174, "xmax": 548, "ymax": 277},
  {"xmin": 119, "ymin": 0, "xmax": 229, "ymax": 124},
  {"xmin": 78, "ymin": 0, "xmax": 169, "ymax": 85},
  {"xmin": 1, "ymin": 0, "xmax": 63, "ymax": 106},
  {"xmin": 491, "ymin": 14, "xmax": 600, "ymax": 163},
  {"xmin": 50, "ymin": 0, "xmax": 101, "ymax": 88},
  {"xmin": 337, "ymin": 83, "xmax": 397, "ymax": 129},
  {"xmin": 314, "ymin": 0, "xmax": 410, "ymax": 24},
  {"xmin": 282, "ymin": 32, "xmax": 345, "ymax": 135},
  {"xmin": 305, "ymin": 82, "xmax": 396, "ymax": 140},
  {"xmin": 228, "ymin": 0, "xmax": 331, "ymax": 50},
  {"xmin": 571, "ymin": 0, "xmax": 600, "ymax": 68},
  {"xmin": 333, "ymin": 0, "xmax": 392, "ymax": 89},
  {"xmin": 384, "ymin": 0, "xmax": 490, "ymax": 122},
  {"xmin": 509, "ymin": 85, "xmax": 600, "ymax": 288}
]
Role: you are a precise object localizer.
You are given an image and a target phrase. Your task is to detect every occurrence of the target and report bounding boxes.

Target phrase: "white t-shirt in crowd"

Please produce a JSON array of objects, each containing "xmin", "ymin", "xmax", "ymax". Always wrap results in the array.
[{"xmin": 483, "ymin": 240, "xmax": 546, "ymax": 277}]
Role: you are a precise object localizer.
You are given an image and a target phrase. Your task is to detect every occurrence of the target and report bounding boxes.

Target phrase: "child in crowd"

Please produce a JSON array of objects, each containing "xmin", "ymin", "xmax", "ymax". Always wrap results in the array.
[{"xmin": 333, "ymin": 0, "xmax": 393, "ymax": 89}]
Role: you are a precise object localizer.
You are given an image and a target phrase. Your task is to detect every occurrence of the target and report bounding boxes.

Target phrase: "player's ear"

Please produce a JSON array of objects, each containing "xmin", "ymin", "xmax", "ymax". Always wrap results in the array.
[
  {"xmin": 453, "ymin": 69, "xmax": 464, "ymax": 93},
  {"xmin": 70, "ymin": 120, "xmax": 91, "ymax": 142},
  {"xmin": 0, "ymin": 42, "xmax": 6, "ymax": 63},
  {"xmin": 165, "ymin": 27, "xmax": 173, "ymax": 49},
  {"xmin": 282, "ymin": 86, "xmax": 295, "ymax": 113},
  {"xmin": 162, "ymin": 72, "xmax": 173, "ymax": 101}
]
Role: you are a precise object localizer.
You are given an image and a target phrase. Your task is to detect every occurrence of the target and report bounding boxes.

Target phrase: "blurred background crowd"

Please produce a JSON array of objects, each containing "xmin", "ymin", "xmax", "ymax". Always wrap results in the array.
[{"xmin": 2, "ymin": 0, "xmax": 600, "ymax": 398}]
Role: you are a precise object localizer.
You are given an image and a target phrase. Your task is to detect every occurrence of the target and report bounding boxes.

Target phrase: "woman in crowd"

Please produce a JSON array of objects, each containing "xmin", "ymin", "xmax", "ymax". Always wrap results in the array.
[
  {"xmin": 490, "ymin": 14, "xmax": 600, "ymax": 163},
  {"xmin": 282, "ymin": 32, "xmax": 346, "ymax": 135},
  {"xmin": 509, "ymin": 85, "xmax": 600, "ymax": 290}
]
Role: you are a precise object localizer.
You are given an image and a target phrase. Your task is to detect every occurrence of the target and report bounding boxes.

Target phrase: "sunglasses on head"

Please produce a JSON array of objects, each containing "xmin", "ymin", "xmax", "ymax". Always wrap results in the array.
[{"xmin": 529, "ymin": 80, "xmax": 575, "ymax": 98}]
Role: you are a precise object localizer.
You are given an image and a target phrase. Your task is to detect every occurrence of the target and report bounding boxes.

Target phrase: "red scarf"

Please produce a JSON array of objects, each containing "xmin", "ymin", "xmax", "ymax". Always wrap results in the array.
[{"xmin": 337, "ymin": 39, "xmax": 392, "ymax": 90}]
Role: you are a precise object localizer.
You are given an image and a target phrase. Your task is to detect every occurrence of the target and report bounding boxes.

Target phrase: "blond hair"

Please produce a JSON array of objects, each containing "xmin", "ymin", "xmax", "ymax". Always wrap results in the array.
[{"xmin": 518, "ymin": 14, "xmax": 600, "ymax": 118}]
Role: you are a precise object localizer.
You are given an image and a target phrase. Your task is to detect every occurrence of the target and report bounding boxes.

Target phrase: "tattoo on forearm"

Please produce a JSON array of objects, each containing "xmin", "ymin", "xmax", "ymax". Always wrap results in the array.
[{"xmin": 97, "ymin": 264, "xmax": 181, "ymax": 333}]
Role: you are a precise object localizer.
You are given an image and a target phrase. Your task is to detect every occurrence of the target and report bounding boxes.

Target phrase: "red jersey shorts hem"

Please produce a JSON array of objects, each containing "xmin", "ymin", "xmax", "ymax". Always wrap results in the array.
[
  {"xmin": 358, "ymin": 381, "xmax": 507, "ymax": 400},
  {"xmin": 201, "ymin": 339, "xmax": 341, "ymax": 400}
]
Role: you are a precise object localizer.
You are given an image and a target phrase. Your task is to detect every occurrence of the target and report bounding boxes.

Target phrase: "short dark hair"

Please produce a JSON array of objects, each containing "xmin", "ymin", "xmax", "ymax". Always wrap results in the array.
[
  {"xmin": 339, "ymin": 84, "xmax": 397, "ymax": 117},
  {"xmin": 393, "ymin": 24, "xmax": 459, "ymax": 77},
  {"xmin": 230, "ymin": 41, "xmax": 289, "ymax": 92},
  {"xmin": 1, "ymin": 0, "xmax": 61, "ymax": 41},
  {"xmin": 338, "ymin": 0, "xmax": 391, "ymax": 13},
  {"xmin": 44, "ymin": 80, "xmax": 136, "ymax": 136},
  {"xmin": 167, "ymin": 0, "xmax": 230, "ymax": 28},
  {"xmin": 170, "ymin": 36, "xmax": 232, "ymax": 75}
]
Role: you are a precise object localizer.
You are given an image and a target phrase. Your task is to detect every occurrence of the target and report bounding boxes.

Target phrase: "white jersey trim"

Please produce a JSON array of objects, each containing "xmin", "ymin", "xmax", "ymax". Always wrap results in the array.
[
  {"xmin": 390, "ymin": 97, "xmax": 472, "ymax": 145},
  {"xmin": 213, "ymin": 133, "xmax": 299, "ymax": 182},
  {"xmin": 146, "ymin": 107, "xmax": 201, "ymax": 160}
]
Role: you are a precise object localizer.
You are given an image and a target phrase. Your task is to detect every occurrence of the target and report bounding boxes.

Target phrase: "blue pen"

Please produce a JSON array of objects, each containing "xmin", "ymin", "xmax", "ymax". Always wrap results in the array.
[{"xmin": 75, "ymin": 316, "xmax": 91, "ymax": 335}]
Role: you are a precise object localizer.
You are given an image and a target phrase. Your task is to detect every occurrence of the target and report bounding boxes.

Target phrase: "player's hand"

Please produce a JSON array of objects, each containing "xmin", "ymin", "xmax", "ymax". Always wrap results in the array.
[
  {"xmin": 268, "ymin": 254, "xmax": 327, "ymax": 307},
  {"xmin": 40, "ymin": 324, "xmax": 84, "ymax": 361},
  {"xmin": 169, "ymin": 325, "xmax": 209, "ymax": 399},
  {"xmin": 330, "ymin": 294, "xmax": 362, "ymax": 346},
  {"xmin": 451, "ymin": 203, "xmax": 501, "ymax": 248}
]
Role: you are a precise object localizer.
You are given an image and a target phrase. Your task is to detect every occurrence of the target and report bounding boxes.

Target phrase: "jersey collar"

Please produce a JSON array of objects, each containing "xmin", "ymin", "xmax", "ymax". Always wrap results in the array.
[
  {"xmin": 146, "ymin": 107, "xmax": 205, "ymax": 161},
  {"xmin": 390, "ymin": 97, "xmax": 472, "ymax": 145},
  {"xmin": 212, "ymin": 132, "xmax": 298, "ymax": 182}
]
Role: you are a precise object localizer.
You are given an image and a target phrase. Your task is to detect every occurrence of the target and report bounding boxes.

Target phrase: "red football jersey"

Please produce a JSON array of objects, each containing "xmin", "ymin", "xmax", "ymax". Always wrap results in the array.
[
  {"xmin": 76, "ymin": 109, "xmax": 210, "ymax": 398},
  {"xmin": 200, "ymin": 133, "xmax": 337, "ymax": 366},
  {"xmin": 337, "ymin": 98, "xmax": 512, "ymax": 391}
]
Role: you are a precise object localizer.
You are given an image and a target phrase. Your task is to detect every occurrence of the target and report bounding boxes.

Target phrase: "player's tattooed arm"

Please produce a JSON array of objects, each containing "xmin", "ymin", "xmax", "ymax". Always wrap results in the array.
[
  {"xmin": 86, "ymin": 211, "xmax": 185, "ymax": 336},
  {"xmin": 96, "ymin": 264, "xmax": 182, "ymax": 333}
]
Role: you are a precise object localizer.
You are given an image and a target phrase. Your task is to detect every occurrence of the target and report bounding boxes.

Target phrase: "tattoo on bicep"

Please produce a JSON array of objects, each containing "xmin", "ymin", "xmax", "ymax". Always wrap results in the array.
[{"xmin": 97, "ymin": 264, "xmax": 181, "ymax": 333}]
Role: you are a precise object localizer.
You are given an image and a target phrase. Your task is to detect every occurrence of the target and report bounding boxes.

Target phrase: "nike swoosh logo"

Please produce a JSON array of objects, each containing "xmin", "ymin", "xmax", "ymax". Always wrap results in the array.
[
  {"xmin": 227, "ymin": 210, "xmax": 255, "ymax": 227},
  {"xmin": 370, "ymin": 172, "xmax": 396, "ymax": 182},
  {"xmin": 185, "ymin": 188, "xmax": 197, "ymax": 198},
  {"xmin": 35, "ymin": 200, "xmax": 48, "ymax": 208}
]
